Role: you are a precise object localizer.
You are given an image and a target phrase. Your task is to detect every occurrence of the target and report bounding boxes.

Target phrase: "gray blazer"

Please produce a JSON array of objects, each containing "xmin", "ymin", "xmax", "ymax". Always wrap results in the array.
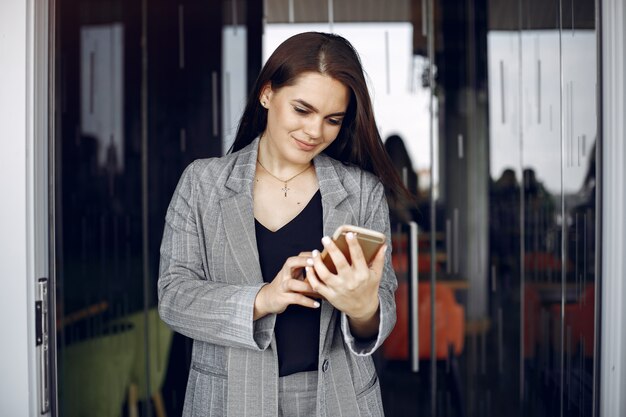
[{"xmin": 158, "ymin": 138, "xmax": 397, "ymax": 416}]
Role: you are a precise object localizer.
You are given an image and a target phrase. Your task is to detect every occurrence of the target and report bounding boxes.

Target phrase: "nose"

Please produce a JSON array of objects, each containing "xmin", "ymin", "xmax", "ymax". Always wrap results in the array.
[{"xmin": 303, "ymin": 117, "xmax": 323, "ymax": 139}]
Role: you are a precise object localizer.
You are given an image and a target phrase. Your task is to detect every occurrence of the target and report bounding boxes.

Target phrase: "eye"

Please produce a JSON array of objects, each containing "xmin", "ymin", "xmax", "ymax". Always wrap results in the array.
[
  {"xmin": 327, "ymin": 118, "xmax": 343, "ymax": 126},
  {"xmin": 293, "ymin": 106, "xmax": 308, "ymax": 114}
]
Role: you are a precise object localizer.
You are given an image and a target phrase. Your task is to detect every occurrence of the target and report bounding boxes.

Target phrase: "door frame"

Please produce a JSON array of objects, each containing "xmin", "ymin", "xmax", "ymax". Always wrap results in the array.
[
  {"xmin": 0, "ymin": 0, "xmax": 52, "ymax": 415},
  {"xmin": 600, "ymin": 0, "xmax": 626, "ymax": 416}
]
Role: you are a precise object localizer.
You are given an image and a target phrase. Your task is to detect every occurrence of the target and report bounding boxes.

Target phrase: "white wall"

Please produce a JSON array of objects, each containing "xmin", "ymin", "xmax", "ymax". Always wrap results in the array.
[{"xmin": 0, "ymin": 0, "xmax": 42, "ymax": 415}]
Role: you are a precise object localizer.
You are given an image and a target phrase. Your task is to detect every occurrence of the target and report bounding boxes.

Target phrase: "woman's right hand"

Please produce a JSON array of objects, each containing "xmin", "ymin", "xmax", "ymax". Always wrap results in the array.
[{"xmin": 253, "ymin": 253, "xmax": 321, "ymax": 320}]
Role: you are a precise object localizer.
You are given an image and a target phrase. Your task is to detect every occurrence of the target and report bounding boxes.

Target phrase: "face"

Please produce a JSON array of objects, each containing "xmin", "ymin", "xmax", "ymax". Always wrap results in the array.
[{"xmin": 259, "ymin": 71, "xmax": 350, "ymax": 165}]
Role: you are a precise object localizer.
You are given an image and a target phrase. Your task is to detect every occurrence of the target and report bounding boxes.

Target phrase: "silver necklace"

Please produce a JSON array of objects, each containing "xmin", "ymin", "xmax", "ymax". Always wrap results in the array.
[{"xmin": 256, "ymin": 159, "xmax": 312, "ymax": 197}]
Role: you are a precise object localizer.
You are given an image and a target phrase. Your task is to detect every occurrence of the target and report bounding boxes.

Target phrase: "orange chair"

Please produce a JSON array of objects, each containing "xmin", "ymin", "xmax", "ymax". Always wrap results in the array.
[
  {"xmin": 549, "ymin": 283, "xmax": 595, "ymax": 356},
  {"xmin": 524, "ymin": 285, "xmax": 541, "ymax": 358},
  {"xmin": 383, "ymin": 281, "xmax": 409, "ymax": 360},
  {"xmin": 390, "ymin": 233, "xmax": 440, "ymax": 275},
  {"xmin": 524, "ymin": 252, "xmax": 562, "ymax": 271},
  {"xmin": 417, "ymin": 283, "xmax": 464, "ymax": 359},
  {"xmin": 571, "ymin": 284, "xmax": 595, "ymax": 356},
  {"xmin": 383, "ymin": 282, "xmax": 466, "ymax": 417},
  {"xmin": 384, "ymin": 282, "xmax": 464, "ymax": 361}
]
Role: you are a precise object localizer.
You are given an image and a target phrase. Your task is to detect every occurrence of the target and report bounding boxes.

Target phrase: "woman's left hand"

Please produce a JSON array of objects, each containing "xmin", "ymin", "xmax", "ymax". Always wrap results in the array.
[{"xmin": 305, "ymin": 232, "xmax": 387, "ymax": 322}]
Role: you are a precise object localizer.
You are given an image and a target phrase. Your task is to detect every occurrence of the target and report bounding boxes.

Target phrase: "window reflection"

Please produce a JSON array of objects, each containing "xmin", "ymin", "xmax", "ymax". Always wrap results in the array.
[
  {"xmin": 80, "ymin": 24, "xmax": 125, "ymax": 174},
  {"xmin": 52, "ymin": 1, "xmax": 600, "ymax": 416},
  {"xmin": 488, "ymin": 26, "xmax": 598, "ymax": 417},
  {"xmin": 55, "ymin": 1, "xmax": 231, "ymax": 416},
  {"xmin": 260, "ymin": 10, "xmax": 599, "ymax": 417}
]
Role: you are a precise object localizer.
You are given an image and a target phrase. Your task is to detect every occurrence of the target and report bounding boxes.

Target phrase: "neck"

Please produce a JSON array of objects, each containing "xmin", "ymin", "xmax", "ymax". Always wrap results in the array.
[{"xmin": 257, "ymin": 135, "xmax": 311, "ymax": 177}]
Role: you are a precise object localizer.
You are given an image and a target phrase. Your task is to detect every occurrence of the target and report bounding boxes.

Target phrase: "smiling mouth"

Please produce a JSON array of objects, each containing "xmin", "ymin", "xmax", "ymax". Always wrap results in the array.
[{"xmin": 294, "ymin": 138, "xmax": 317, "ymax": 150}]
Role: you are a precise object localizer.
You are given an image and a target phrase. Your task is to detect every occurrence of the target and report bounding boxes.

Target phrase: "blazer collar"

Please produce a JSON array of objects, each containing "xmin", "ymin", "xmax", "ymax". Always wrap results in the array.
[
  {"xmin": 312, "ymin": 152, "xmax": 349, "ymax": 213},
  {"xmin": 219, "ymin": 138, "xmax": 260, "ymax": 285},
  {"xmin": 220, "ymin": 138, "xmax": 353, "ymax": 264},
  {"xmin": 224, "ymin": 137, "xmax": 260, "ymax": 196},
  {"xmin": 224, "ymin": 137, "xmax": 350, "ymax": 210}
]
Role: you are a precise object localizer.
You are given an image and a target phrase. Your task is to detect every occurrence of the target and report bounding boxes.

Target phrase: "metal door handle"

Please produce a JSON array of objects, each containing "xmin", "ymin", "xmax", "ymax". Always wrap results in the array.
[{"xmin": 408, "ymin": 221, "xmax": 419, "ymax": 372}]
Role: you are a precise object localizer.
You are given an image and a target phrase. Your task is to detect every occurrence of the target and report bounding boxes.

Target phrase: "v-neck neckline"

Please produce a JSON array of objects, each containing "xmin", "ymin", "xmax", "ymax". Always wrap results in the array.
[{"xmin": 254, "ymin": 189, "xmax": 321, "ymax": 233}]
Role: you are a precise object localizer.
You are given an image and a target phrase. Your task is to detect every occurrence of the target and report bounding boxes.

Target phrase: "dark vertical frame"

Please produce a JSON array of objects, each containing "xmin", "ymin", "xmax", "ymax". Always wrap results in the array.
[{"xmin": 246, "ymin": 0, "xmax": 264, "ymax": 95}]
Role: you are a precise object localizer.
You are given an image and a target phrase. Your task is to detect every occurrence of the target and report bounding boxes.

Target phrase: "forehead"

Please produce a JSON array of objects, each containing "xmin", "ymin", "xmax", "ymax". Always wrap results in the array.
[{"xmin": 278, "ymin": 72, "xmax": 349, "ymax": 112}]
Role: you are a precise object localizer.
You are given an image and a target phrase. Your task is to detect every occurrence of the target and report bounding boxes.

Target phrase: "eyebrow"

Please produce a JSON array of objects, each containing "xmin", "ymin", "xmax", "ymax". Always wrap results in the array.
[{"xmin": 293, "ymin": 99, "xmax": 346, "ymax": 118}]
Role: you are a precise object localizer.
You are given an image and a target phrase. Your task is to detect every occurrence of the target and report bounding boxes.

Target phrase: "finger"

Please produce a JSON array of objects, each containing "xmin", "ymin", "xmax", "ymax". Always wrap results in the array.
[
  {"xmin": 285, "ymin": 255, "xmax": 310, "ymax": 269},
  {"xmin": 284, "ymin": 256, "xmax": 311, "ymax": 279},
  {"xmin": 345, "ymin": 231, "xmax": 367, "ymax": 268},
  {"xmin": 288, "ymin": 292, "xmax": 321, "ymax": 309},
  {"xmin": 311, "ymin": 249, "xmax": 335, "ymax": 284},
  {"xmin": 305, "ymin": 265, "xmax": 332, "ymax": 299},
  {"xmin": 286, "ymin": 277, "xmax": 316, "ymax": 294},
  {"xmin": 370, "ymin": 244, "xmax": 388, "ymax": 277},
  {"xmin": 321, "ymin": 236, "xmax": 350, "ymax": 272},
  {"xmin": 294, "ymin": 252, "xmax": 313, "ymax": 279}
]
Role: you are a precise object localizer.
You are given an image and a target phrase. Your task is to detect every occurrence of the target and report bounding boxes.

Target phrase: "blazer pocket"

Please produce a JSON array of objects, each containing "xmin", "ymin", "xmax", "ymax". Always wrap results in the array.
[
  {"xmin": 355, "ymin": 373, "xmax": 378, "ymax": 398},
  {"xmin": 191, "ymin": 362, "xmax": 227, "ymax": 379},
  {"xmin": 188, "ymin": 362, "xmax": 228, "ymax": 416},
  {"xmin": 355, "ymin": 373, "xmax": 384, "ymax": 416}
]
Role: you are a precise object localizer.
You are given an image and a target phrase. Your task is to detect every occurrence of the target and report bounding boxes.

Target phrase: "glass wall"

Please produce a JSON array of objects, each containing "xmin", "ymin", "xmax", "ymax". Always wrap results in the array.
[
  {"xmin": 51, "ymin": 0, "xmax": 256, "ymax": 415},
  {"xmin": 51, "ymin": 0, "xmax": 600, "ymax": 416},
  {"xmin": 264, "ymin": 0, "xmax": 599, "ymax": 416}
]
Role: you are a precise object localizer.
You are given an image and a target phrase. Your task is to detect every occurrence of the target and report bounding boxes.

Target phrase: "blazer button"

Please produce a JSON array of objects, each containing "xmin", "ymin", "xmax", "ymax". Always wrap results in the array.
[{"xmin": 322, "ymin": 359, "xmax": 329, "ymax": 372}]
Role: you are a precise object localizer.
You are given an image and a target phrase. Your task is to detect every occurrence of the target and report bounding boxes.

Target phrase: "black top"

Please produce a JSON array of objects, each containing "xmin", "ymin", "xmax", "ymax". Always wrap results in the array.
[{"xmin": 255, "ymin": 190, "xmax": 323, "ymax": 377}]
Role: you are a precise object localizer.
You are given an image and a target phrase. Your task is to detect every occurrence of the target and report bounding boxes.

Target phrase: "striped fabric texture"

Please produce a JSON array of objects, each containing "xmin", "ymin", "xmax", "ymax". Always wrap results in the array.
[{"xmin": 158, "ymin": 137, "xmax": 397, "ymax": 416}]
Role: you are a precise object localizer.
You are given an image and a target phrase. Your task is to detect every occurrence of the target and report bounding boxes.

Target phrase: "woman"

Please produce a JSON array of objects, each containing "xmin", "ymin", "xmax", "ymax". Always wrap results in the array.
[{"xmin": 158, "ymin": 32, "xmax": 404, "ymax": 417}]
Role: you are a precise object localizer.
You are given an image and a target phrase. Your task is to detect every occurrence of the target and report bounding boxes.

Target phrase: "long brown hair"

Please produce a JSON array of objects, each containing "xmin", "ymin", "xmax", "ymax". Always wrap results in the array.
[{"xmin": 231, "ymin": 31, "xmax": 407, "ymax": 199}]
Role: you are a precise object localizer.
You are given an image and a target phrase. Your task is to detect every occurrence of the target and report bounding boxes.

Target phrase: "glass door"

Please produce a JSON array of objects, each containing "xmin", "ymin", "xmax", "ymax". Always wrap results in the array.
[
  {"xmin": 51, "ymin": 0, "xmax": 241, "ymax": 415},
  {"xmin": 263, "ymin": 0, "xmax": 600, "ymax": 416},
  {"xmin": 50, "ymin": 0, "xmax": 600, "ymax": 416}
]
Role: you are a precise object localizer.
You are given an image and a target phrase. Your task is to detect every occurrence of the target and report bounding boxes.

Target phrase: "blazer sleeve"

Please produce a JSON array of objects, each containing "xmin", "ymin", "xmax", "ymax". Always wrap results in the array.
[
  {"xmin": 340, "ymin": 180, "xmax": 398, "ymax": 356},
  {"xmin": 158, "ymin": 161, "xmax": 276, "ymax": 351}
]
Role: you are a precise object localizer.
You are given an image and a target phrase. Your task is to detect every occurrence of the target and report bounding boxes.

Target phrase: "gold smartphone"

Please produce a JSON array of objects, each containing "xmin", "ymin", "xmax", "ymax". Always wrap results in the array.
[
  {"xmin": 301, "ymin": 225, "xmax": 386, "ymax": 299},
  {"xmin": 320, "ymin": 225, "xmax": 386, "ymax": 274}
]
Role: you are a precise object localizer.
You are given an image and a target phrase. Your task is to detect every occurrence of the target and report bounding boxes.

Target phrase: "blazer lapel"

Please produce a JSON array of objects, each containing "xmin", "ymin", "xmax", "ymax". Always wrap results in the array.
[
  {"xmin": 219, "ymin": 138, "xmax": 264, "ymax": 285},
  {"xmin": 314, "ymin": 154, "xmax": 354, "ymax": 355},
  {"xmin": 314, "ymin": 153, "xmax": 352, "ymax": 236},
  {"xmin": 219, "ymin": 146, "xmax": 356, "ymax": 355}
]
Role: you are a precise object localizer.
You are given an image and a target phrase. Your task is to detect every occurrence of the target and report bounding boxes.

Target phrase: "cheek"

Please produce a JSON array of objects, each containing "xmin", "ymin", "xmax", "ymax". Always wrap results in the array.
[
  {"xmin": 322, "ymin": 125, "xmax": 342, "ymax": 143},
  {"xmin": 276, "ymin": 107, "xmax": 300, "ymax": 130},
  {"xmin": 268, "ymin": 108, "xmax": 292, "ymax": 134}
]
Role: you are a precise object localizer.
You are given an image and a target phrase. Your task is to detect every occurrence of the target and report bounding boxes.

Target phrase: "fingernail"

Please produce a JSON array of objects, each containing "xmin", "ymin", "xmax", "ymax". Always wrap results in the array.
[
  {"xmin": 312, "ymin": 249, "xmax": 320, "ymax": 257},
  {"xmin": 321, "ymin": 236, "xmax": 331, "ymax": 245},
  {"xmin": 305, "ymin": 266, "xmax": 311, "ymax": 273},
  {"xmin": 314, "ymin": 301, "xmax": 320, "ymax": 308},
  {"xmin": 346, "ymin": 232, "xmax": 354, "ymax": 240},
  {"xmin": 307, "ymin": 258, "xmax": 314, "ymax": 266}
]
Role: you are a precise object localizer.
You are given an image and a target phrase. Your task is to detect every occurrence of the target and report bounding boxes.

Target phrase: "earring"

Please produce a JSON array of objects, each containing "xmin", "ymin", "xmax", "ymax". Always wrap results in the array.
[{"xmin": 261, "ymin": 100, "xmax": 267, "ymax": 107}]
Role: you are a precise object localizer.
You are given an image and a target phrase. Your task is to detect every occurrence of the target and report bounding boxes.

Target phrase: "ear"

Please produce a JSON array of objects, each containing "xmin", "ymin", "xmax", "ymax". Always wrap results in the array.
[{"xmin": 259, "ymin": 83, "xmax": 273, "ymax": 108}]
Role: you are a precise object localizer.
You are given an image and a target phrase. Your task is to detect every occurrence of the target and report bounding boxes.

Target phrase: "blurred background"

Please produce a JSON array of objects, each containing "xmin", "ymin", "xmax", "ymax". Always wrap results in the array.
[{"xmin": 51, "ymin": 0, "xmax": 600, "ymax": 416}]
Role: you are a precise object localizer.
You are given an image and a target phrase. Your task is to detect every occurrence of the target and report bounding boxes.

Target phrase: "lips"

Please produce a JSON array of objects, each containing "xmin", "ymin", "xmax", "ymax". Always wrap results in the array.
[{"xmin": 293, "ymin": 137, "xmax": 317, "ymax": 151}]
